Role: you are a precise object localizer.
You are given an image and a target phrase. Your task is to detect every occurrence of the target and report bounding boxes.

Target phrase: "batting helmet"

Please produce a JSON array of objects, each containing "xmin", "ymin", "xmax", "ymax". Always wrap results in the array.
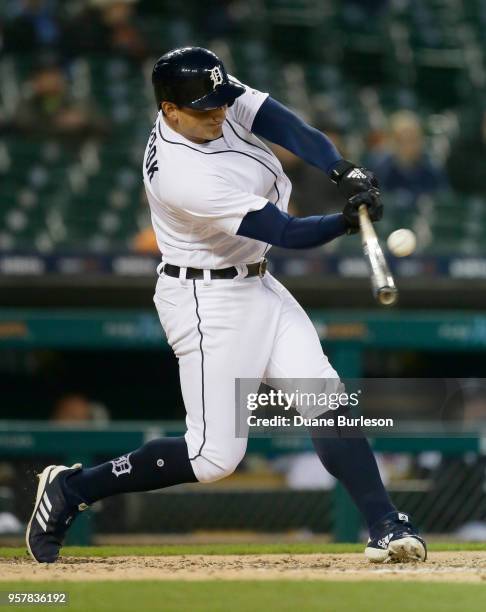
[{"xmin": 152, "ymin": 47, "xmax": 245, "ymax": 110}]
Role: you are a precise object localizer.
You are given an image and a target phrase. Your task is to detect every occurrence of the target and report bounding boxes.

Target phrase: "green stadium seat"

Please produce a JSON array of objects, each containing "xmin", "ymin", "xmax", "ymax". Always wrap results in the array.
[{"xmin": 1, "ymin": 3, "xmax": 485, "ymax": 256}]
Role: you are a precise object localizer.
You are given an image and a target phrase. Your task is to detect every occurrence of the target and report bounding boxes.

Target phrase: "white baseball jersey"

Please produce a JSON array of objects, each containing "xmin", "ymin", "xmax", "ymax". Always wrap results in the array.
[{"xmin": 142, "ymin": 80, "xmax": 292, "ymax": 269}]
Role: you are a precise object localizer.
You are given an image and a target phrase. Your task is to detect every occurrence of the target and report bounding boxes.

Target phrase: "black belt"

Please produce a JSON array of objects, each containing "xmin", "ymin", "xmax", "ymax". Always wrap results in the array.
[{"xmin": 162, "ymin": 259, "xmax": 267, "ymax": 280}]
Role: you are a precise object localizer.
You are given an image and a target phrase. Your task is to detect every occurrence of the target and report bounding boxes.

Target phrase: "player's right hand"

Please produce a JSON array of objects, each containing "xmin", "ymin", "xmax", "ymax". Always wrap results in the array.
[{"xmin": 342, "ymin": 188, "xmax": 383, "ymax": 234}]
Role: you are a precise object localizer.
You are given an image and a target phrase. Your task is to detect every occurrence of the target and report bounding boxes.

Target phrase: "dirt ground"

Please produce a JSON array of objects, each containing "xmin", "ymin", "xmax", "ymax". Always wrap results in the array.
[{"xmin": 1, "ymin": 552, "xmax": 486, "ymax": 583}]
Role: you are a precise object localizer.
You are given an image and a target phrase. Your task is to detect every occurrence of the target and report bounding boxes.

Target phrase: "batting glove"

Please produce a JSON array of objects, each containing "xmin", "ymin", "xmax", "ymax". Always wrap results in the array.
[
  {"xmin": 330, "ymin": 159, "xmax": 380, "ymax": 201},
  {"xmin": 342, "ymin": 188, "xmax": 383, "ymax": 234}
]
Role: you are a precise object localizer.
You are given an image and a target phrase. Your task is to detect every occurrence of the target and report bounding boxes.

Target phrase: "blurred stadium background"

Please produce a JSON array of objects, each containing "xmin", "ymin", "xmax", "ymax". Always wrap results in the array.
[{"xmin": 1, "ymin": 0, "xmax": 486, "ymax": 547}]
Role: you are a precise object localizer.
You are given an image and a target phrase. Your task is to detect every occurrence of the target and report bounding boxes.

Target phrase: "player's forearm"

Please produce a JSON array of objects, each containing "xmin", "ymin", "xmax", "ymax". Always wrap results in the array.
[
  {"xmin": 237, "ymin": 202, "xmax": 347, "ymax": 249},
  {"xmin": 251, "ymin": 97, "xmax": 342, "ymax": 175}
]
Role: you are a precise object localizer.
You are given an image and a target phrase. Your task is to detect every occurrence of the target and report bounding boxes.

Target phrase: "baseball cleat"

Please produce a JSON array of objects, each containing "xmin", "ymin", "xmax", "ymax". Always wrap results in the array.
[
  {"xmin": 26, "ymin": 464, "xmax": 89, "ymax": 563},
  {"xmin": 365, "ymin": 511, "xmax": 427, "ymax": 563}
]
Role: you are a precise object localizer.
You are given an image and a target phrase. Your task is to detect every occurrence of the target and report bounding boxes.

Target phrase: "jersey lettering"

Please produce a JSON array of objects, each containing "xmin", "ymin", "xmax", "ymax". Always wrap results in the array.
[{"xmin": 145, "ymin": 124, "xmax": 159, "ymax": 182}]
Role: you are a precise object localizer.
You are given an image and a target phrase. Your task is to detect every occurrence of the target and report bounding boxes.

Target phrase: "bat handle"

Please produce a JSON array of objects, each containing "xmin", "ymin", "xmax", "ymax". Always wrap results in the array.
[{"xmin": 358, "ymin": 204, "xmax": 373, "ymax": 238}]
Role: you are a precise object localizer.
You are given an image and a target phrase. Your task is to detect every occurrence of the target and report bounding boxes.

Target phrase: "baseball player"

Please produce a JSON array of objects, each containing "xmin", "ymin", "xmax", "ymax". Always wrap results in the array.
[{"xmin": 27, "ymin": 47, "xmax": 426, "ymax": 564}]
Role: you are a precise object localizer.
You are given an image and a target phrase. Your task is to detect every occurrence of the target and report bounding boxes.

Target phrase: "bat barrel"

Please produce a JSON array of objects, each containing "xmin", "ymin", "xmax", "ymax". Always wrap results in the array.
[
  {"xmin": 377, "ymin": 286, "xmax": 398, "ymax": 306},
  {"xmin": 358, "ymin": 204, "xmax": 398, "ymax": 307}
]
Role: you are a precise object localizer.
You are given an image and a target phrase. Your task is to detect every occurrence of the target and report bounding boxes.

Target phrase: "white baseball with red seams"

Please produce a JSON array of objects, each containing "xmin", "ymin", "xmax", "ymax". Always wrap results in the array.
[
  {"xmin": 142, "ymin": 79, "xmax": 339, "ymax": 483},
  {"xmin": 387, "ymin": 228, "xmax": 416, "ymax": 257}
]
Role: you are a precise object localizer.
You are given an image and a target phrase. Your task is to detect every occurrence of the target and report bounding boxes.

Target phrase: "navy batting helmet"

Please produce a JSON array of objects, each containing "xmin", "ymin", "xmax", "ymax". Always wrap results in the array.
[{"xmin": 152, "ymin": 47, "xmax": 244, "ymax": 110}]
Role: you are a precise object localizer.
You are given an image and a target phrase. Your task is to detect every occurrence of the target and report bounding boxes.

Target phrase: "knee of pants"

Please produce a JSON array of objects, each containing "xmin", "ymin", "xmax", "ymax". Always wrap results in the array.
[{"xmin": 191, "ymin": 440, "xmax": 247, "ymax": 483}]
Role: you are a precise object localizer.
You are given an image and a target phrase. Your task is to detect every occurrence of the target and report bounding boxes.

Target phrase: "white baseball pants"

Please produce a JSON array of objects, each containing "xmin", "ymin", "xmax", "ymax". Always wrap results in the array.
[{"xmin": 154, "ymin": 270, "xmax": 338, "ymax": 483}]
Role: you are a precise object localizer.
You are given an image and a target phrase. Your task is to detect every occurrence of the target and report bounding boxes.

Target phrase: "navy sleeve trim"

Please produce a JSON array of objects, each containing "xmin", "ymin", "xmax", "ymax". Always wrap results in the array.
[{"xmin": 237, "ymin": 202, "xmax": 347, "ymax": 249}]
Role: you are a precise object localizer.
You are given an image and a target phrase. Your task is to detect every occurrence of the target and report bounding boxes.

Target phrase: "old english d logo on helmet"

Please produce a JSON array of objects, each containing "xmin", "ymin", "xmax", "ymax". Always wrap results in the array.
[
  {"xmin": 152, "ymin": 47, "xmax": 245, "ymax": 110},
  {"xmin": 209, "ymin": 66, "xmax": 224, "ymax": 89}
]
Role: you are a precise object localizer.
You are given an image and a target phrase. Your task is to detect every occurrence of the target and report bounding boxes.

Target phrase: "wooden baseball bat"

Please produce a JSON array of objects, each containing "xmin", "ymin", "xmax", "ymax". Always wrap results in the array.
[{"xmin": 358, "ymin": 204, "xmax": 398, "ymax": 306}]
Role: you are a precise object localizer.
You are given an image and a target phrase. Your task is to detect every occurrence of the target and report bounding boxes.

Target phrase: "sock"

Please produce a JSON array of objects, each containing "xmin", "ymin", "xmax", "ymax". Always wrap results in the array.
[
  {"xmin": 65, "ymin": 437, "xmax": 198, "ymax": 505},
  {"xmin": 308, "ymin": 412, "xmax": 395, "ymax": 529}
]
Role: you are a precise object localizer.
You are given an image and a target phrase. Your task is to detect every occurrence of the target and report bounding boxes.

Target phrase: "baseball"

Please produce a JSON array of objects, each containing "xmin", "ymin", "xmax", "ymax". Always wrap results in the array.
[{"xmin": 386, "ymin": 229, "xmax": 416, "ymax": 257}]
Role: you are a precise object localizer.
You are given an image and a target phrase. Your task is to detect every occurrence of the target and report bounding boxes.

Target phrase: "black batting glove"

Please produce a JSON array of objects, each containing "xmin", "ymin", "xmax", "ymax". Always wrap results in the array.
[
  {"xmin": 330, "ymin": 159, "xmax": 379, "ymax": 200},
  {"xmin": 342, "ymin": 188, "xmax": 383, "ymax": 234}
]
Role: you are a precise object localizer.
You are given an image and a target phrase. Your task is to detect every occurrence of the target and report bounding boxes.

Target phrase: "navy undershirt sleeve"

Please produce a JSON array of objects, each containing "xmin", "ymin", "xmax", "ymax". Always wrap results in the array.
[
  {"xmin": 237, "ymin": 203, "xmax": 347, "ymax": 249},
  {"xmin": 251, "ymin": 97, "xmax": 342, "ymax": 175}
]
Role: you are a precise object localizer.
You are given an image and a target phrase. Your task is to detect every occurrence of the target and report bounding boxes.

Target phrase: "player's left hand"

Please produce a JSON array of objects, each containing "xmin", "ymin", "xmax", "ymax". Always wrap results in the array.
[
  {"xmin": 330, "ymin": 159, "xmax": 379, "ymax": 201},
  {"xmin": 342, "ymin": 188, "xmax": 383, "ymax": 234}
]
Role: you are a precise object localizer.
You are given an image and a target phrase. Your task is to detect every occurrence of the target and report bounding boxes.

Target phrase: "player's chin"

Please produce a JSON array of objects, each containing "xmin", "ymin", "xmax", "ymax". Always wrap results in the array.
[{"xmin": 206, "ymin": 125, "xmax": 223, "ymax": 139}]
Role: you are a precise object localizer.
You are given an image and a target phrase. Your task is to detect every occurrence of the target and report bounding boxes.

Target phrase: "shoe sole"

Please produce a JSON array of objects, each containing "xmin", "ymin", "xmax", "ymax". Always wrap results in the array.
[
  {"xmin": 365, "ymin": 536, "xmax": 427, "ymax": 563},
  {"xmin": 25, "ymin": 464, "xmax": 81, "ymax": 563}
]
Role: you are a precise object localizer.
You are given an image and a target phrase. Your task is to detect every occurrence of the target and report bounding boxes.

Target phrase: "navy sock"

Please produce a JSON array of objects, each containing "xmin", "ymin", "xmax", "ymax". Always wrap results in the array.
[
  {"xmin": 309, "ymin": 414, "xmax": 395, "ymax": 529},
  {"xmin": 65, "ymin": 437, "xmax": 198, "ymax": 505}
]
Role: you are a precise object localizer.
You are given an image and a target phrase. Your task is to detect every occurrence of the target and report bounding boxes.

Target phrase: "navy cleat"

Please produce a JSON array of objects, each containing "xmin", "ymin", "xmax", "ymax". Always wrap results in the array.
[
  {"xmin": 365, "ymin": 511, "xmax": 427, "ymax": 563},
  {"xmin": 26, "ymin": 464, "xmax": 89, "ymax": 563}
]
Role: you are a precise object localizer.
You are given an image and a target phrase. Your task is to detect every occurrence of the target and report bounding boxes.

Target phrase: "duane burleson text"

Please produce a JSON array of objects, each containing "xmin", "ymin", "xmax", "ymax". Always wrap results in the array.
[{"xmin": 247, "ymin": 415, "xmax": 394, "ymax": 427}]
